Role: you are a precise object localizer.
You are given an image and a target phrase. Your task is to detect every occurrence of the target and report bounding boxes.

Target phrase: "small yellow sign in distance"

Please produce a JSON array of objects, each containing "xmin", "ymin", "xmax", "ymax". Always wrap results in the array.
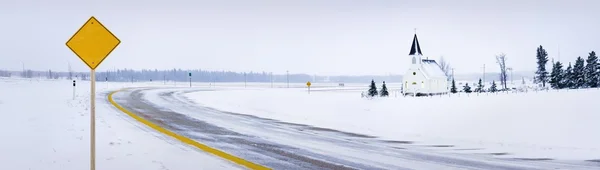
[
  {"xmin": 66, "ymin": 16, "xmax": 121, "ymax": 70},
  {"xmin": 306, "ymin": 81, "xmax": 311, "ymax": 87}
]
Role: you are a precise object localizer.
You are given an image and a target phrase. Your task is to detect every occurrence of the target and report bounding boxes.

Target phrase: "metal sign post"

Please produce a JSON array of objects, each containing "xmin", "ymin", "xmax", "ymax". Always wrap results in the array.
[
  {"xmin": 66, "ymin": 16, "xmax": 120, "ymax": 170},
  {"xmin": 90, "ymin": 70, "xmax": 96, "ymax": 169}
]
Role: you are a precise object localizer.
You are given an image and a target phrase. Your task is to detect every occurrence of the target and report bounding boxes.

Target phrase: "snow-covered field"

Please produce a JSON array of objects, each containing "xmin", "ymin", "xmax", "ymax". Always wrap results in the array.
[
  {"xmin": 0, "ymin": 78, "xmax": 240, "ymax": 170},
  {"xmin": 3, "ymin": 77, "xmax": 598, "ymax": 169},
  {"xmin": 185, "ymin": 84, "xmax": 600, "ymax": 161}
]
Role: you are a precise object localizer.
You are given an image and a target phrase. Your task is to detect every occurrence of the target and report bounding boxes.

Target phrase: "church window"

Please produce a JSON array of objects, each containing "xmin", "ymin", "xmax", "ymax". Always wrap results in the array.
[{"xmin": 412, "ymin": 57, "xmax": 416, "ymax": 64}]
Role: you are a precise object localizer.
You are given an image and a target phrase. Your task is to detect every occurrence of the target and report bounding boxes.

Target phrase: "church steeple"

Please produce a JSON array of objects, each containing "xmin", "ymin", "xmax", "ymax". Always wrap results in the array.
[{"xmin": 409, "ymin": 34, "xmax": 423, "ymax": 56}]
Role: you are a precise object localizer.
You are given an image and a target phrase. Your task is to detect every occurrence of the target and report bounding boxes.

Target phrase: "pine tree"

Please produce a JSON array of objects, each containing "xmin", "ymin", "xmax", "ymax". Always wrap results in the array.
[
  {"xmin": 368, "ymin": 79, "xmax": 378, "ymax": 97},
  {"xmin": 563, "ymin": 63, "xmax": 574, "ymax": 89},
  {"xmin": 463, "ymin": 83, "xmax": 472, "ymax": 93},
  {"xmin": 573, "ymin": 57, "xmax": 586, "ymax": 88},
  {"xmin": 380, "ymin": 81, "xmax": 389, "ymax": 97},
  {"xmin": 585, "ymin": 51, "xmax": 599, "ymax": 88},
  {"xmin": 489, "ymin": 80, "xmax": 498, "ymax": 92},
  {"xmin": 450, "ymin": 79, "xmax": 457, "ymax": 93},
  {"xmin": 475, "ymin": 78, "xmax": 485, "ymax": 93},
  {"xmin": 535, "ymin": 45, "xmax": 549, "ymax": 87},
  {"xmin": 549, "ymin": 61, "xmax": 564, "ymax": 89}
]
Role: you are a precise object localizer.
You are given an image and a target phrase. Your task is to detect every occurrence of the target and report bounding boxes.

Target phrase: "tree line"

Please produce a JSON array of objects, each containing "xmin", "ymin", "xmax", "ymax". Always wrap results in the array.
[
  {"xmin": 535, "ymin": 45, "xmax": 599, "ymax": 89},
  {"xmin": 450, "ymin": 78, "xmax": 499, "ymax": 94},
  {"xmin": 0, "ymin": 68, "xmax": 403, "ymax": 83}
]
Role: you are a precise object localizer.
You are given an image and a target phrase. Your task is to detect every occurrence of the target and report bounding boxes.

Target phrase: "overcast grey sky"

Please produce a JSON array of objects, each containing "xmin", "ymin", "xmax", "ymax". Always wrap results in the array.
[{"xmin": 0, "ymin": 0, "xmax": 598, "ymax": 75}]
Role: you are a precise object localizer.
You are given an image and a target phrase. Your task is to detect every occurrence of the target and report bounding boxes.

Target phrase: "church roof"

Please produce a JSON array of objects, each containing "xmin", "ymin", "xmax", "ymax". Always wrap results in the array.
[
  {"xmin": 421, "ymin": 59, "xmax": 447, "ymax": 79},
  {"xmin": 409, "ymin": 34, "xmax": 423, "ymax": 56}
]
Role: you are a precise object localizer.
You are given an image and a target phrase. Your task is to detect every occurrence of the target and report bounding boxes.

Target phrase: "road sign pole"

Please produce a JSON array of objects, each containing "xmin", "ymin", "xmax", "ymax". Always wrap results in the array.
[
  {"xmin": 66, "ymin": 16, "xmax": 120, "ymax": 170},
  {"xmin": 90, "ymin": 69, "xmax": 96, "ymax": 170}
]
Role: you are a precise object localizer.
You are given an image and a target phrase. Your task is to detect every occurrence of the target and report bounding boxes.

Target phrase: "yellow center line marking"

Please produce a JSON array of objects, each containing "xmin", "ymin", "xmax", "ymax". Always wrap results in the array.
[{"xmin": 108, "ymin": 89, "xmax": 270, "ymax": 170}]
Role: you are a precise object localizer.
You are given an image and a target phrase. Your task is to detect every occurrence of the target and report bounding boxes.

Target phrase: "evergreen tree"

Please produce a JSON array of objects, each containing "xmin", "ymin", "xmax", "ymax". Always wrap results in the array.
[
  {"xmin": 489, "ymin": 80, "xmax": 498, "ymax": 92},
  {"xmin": 549, "ymin": 61, "xmax": 564, "ymax": 89},
  {"xmin": 535, "ymin": 45, "xmax": 549, "ymax": 87},
  {"xmin": 573, "ymin": 57, "xmax": 586, "ymax": 88},
  {"xmin": 368, "ymin": 79, "xmax": 378, "ymax": 97},
  {"xmin": 475, "ymin": 78, "xmax": 485, "ymax": 93},
  {"xmin": 463, "ymin": 83, "xmax": 472, "ymax": 93},
  {"xmin": 585, "ymin": 51, "xmax": 599, "ymax": 88},
  {"xmin": 380, "ymin": 81, "xmax": 389, "ymax": 97},
  {"xmin": 563, "ymin": 63, "xmax": 574, "ymax": 89},
  {"xmin": 450, "ymin": 79, "xmax": 457, "ymax": 93}
]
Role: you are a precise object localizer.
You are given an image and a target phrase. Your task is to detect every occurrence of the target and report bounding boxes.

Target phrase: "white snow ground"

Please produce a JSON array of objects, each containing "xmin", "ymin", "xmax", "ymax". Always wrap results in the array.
[
  {"xmin": 3, "ymin": 77, "xmax": 597, "ymax": 169},
  {"xmin": 185, "ymin": 84, "xmax": 600, "ymax": 162},
  {"xmin": 0, "ymin": 78, "xmax": 241, "ymax": 170}
]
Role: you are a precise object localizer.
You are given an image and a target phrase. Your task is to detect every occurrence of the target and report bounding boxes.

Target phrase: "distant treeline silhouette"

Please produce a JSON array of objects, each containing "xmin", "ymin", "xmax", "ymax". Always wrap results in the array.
[{"xmin": 0, "ymin": 68, "xmax": 403, "ymax": 83}]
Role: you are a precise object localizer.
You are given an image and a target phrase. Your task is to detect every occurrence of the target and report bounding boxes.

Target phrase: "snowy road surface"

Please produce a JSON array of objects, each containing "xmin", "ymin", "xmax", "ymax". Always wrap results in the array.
[{"xmin": 111, "ymin": 87, "xmax": 600, "ymax": 170}]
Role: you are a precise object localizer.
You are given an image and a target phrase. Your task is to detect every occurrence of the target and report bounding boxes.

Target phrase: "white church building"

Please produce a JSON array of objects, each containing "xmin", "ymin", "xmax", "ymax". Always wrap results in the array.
[{"xmin": 402, "ymin": 34, "xmax": 449, "ymax": 96}]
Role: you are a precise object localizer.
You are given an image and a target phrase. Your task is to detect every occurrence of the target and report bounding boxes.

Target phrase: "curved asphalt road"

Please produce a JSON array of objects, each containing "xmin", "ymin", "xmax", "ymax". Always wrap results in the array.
[{"xmin": 110, "ymin": 88, "xmax": 599, "ymax": 170}]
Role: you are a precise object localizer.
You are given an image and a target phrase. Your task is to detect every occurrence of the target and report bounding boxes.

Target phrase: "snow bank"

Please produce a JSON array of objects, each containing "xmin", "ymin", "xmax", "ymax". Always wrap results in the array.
[
  {"xmin": 185, "ymin": 87, "xmax": 600, "ymax": 161},
  {"xmin": 0, "ymin": 78, "xmax": 239, "ymax": 170}
]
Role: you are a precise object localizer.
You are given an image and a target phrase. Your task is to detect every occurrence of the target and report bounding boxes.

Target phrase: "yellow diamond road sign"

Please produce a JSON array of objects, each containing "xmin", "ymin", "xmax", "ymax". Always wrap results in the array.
[{"xmin": 66, "ymin": 16, "xmax": 120, "ymax": 70}]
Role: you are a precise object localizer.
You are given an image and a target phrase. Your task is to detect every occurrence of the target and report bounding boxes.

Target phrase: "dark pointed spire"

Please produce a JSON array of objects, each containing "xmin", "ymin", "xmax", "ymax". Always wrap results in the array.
[{"xmin": 409, "ymin": 34, "xmax": 423, "ymax": 56}]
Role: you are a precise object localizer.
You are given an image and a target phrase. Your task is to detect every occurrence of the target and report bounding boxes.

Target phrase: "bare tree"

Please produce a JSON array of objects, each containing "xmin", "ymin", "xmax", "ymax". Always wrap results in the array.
[
  {"xmin": 48, "ymin": 69, "xmax": 53, "ymax": 79},
  {"xmin": 22, "ymin": 69, "xmax": 33, "ymax": 78},
  {"xmin": 438, "ymin": 56, "xmax": 451, "ymax": 80},
  {"xmin": 496, "ymin": 53, "xmax": 508, "ymax": 89}
]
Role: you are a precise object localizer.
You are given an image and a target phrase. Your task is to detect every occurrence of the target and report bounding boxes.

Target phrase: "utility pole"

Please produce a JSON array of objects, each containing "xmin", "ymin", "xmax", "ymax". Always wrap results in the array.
[
  {"xmin": 21, "ymin": 62, "xmax": 25, "ymax": 78},
  {"xmin": 244, "ymin": 72, "xmax": 247, "ymax": 88},
  {"xmin": 506, "ymin": 67, "xmax": 511, "ymax": 86},
  {"xmin": 286, "ymin": 70, "xmax": 289, "ymax": 88},
  {"xmin": 270, "ymin": 72, "xmax": 273, "ymax": 88},
  {"xmin": 113, "ymin": 67, "xmax": 117, "ymax": 81},
  {"xmin": 509, "ymin": 68, "xmax": 513, "ymax": 85},
  {"xmin": 452, "ymin": 68, "xmax": 455, "ymax": 80},
  {"xmin": 173, "ymin": 69, "xmax": 176, "ymax": 86},
  {"xmin": 483, "ymin": 64, "xmax": 486, "ymax": 84}
]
